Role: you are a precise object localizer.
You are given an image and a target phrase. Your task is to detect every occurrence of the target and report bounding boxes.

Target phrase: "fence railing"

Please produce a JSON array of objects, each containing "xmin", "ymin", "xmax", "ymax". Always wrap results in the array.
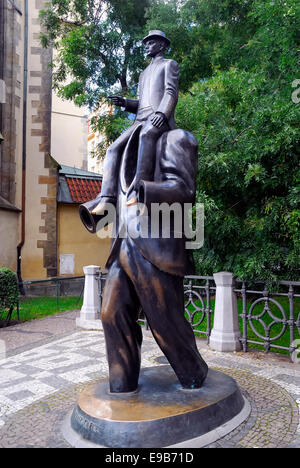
[
  {"xmin": 13, "ymin": 271, "xmax": 300, "ymax": 361},
  {"xmin": 235, "ymin": 279, "xmax": 300, "ymax": 356},
  {"xmin": 96, "ymin": 271, "xmax": 107, "ymax": 312},
  {"xmin": 96, "ymin": 273, "xmax": 217, "ymax": 337},
  {"xmin": 17, "ymin": 276, "xmax": 85, "ymax": 318},
  {"xmin": 95, "ymin": 272, "xmax": 299, "ymax": 360},
  {"xmin": 184, "ymin": 276, "xmax": 215, "ymax": 341}
]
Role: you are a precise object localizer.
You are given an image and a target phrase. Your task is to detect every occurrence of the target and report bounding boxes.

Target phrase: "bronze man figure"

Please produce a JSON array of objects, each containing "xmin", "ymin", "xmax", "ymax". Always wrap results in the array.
[
  {"xmin": 92, "ymin": 30, "xmax": 179, "ymax": 212},
  {"xmin": 83, "ymin": 31, "xmax": 208, "ymax": 394}
]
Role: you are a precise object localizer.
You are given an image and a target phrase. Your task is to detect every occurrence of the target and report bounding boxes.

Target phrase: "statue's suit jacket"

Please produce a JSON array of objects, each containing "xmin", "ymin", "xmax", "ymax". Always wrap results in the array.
[
  {"xmin": 98, "ymin": 56, "xmax": 180, "ymax": 201},
  {"xmin": 124, "ymin": 56, "xmax": 179, "ymax": 128},
  {"xmin": 105, "ymin": 129, "xmax": 198, "ymax": 277}
]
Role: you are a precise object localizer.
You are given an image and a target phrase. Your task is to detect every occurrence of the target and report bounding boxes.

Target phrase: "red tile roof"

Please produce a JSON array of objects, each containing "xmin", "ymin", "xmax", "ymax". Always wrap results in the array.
[{"xmin": 66, "ymin": 177, "xmax": 102, "ymax": 203}]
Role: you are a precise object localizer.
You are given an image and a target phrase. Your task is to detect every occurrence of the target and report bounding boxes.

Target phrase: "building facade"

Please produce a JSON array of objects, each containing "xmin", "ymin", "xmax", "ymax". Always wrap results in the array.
[
  {"xmin": 87, "ymin": 123, "xmax": 104, "ymax": 175},
  {"xmin": 57, "ymin": 165, "xmax": 110, "ymax": 276},
  {"xmin": 0, "ymin": 0, "xmax": 108, "ymax": 281},
  {"xmin": 87, "ymin": 104, "xmax": 114, "ymax": 175}
]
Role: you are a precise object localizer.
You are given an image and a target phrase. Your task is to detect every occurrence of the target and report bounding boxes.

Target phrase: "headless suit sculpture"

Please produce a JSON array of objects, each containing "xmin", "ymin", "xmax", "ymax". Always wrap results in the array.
[{"xmin": 80, "ymin": 31, "xmax": 208, "ymax": 393}]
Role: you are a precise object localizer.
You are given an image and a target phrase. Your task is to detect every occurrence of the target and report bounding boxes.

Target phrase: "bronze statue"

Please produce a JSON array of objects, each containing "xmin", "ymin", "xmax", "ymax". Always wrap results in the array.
[
  {"xmin": 80, "ymin": 30, "xmax": 208, "ymax": 394},
  {"xmin": 92, "ymin": 30, "xmax": 178, "ymax": 212}
]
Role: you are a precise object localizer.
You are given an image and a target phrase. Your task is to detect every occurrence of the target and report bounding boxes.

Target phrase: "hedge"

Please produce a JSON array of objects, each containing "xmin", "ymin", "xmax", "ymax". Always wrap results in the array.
[{"xmin": 0, "ymin": 268, "xmax": 19, "ymax": 322}]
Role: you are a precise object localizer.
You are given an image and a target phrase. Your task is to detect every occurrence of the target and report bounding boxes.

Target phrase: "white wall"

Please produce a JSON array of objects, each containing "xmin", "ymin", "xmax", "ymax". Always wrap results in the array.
[{"xmin": 51, "ymin": 92, "xmax": 88, "ymax": 169}]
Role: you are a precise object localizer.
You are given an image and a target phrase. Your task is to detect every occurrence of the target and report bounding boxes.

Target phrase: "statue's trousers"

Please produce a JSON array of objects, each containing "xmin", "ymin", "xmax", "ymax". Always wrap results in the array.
[{"xmin": 101, "ymin": 236, "xmax": 208, "ymax": 393}]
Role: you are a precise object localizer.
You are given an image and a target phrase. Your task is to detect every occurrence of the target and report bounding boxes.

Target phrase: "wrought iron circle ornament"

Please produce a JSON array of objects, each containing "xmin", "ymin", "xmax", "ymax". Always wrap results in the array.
[
  {"xmin": 248, "ymin": 297, "xmax": 288, "ymax": 344},
  {"xmin": 184, "ymin": 285, "xmax": 206, "ymax": 329},
  {"xmin": 297, "ymin": 313, "xmax": 300, "ymax": 334}
]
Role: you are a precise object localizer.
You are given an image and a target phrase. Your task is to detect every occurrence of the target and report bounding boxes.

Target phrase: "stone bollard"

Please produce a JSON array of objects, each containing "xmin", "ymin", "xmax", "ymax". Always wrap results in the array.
[
  {"xmin": 209, "ymin": 272, "xmax": 241, "ymax": 352},
  {"xmin": 0, "ymin": 79, "xmax": 6, "ymax": 104},
  {"xmin": 76, "ymin": 265, "xmax": 103, "ymax": 331}
]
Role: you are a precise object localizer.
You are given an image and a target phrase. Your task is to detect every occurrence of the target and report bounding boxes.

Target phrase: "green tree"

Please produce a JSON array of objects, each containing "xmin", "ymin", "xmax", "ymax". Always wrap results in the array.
[
  {"xmin": 175, "ymin": 0, "xmax": 300, "ymax": 281},
  {"xmin": 145, "ymin": 0, "xmax": 256, "ymax": 91},
  {"xmin": 40, "ymin": 0, "xmax": 151, "ymax": 107},
  {"xmin": 40, "ymin": 0, "xmax": 151, "ymax": 155}
]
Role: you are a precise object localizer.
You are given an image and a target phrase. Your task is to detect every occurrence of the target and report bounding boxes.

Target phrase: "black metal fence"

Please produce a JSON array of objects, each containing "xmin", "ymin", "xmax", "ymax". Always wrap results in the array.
[
  {"xmin": 96, "ymin": 273, "xmax": 300, "ymax": 359},
  {"xmin": 184, "ymin": 276, "xmax": 215, "ymax": 341},
  {"xmin": 16, "ymin": 276, "xmax": 85, "ymax": 320},
  {"xmin": 97, "ymin": 273, "xmax": 217, "ymax": 338},
  {"xmin": 11, "ymin": 272, "xmax": 300, "ymax": 360},
  {"xmin": 97, "ymin": 271, "xmax": 107, "ymax": 312},
  {"xmin": 235, "ymin": 279, "xmax": 300, "ymax": 356}
]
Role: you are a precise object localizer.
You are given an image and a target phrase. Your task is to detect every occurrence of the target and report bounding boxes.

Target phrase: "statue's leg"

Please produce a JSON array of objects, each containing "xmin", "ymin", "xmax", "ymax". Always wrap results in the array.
[
  {"xmin": 121, "ymin": 237, "xmax": 208, "ymax": 389},
  {"xmin": 101, "ymin": 256, "xmax": 143, "ymax": 393},
  {"xmin": 93, "ymin": 125, "xmax": 137, "ymax": 214},
  {"xmin": 126, "ymin": 118, "xmax": 169, "ymax": 205},
  {"xmin": 144, "ymin": 275, "xmax": 208, "ymax": 389}
]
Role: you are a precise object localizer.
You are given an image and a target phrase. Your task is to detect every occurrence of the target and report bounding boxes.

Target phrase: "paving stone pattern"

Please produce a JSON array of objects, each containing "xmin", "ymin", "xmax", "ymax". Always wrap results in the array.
[
  {"xmin": 0, "ymin": 313, "xmax": 299, "ymax": 448},
  {"xmin": 0, "ymin": 310, "xmax": 79, "ymax": 356}
]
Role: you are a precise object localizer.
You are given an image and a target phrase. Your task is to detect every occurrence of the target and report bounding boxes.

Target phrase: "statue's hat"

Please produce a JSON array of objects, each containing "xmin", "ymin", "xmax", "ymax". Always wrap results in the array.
[{"xmin": 142, "ymin": 30, "xmax": 171, "ymax": 47}]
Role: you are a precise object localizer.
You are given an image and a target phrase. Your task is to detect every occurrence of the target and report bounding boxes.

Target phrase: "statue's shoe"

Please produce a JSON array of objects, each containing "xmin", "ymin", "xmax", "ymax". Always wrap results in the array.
[
  {"xmin": 125, "ymin": 196, "xmax": 137, "ymax": 207},
  {"xmin": 91, "ymin": 197, "xmax": 116, "ymax": 214}
]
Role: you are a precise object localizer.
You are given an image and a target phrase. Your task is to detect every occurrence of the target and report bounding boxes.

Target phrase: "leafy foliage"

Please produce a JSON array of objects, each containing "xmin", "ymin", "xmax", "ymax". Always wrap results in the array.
[
  {"xmin": 40, "ymin": 0, "xmax": 149, "ymax": 156},
  {"xmin": 89, "ymin": 100, "xmax": 133, "ymax": 160},
  {"xmin": 0, "ymin": 268, "xmax": 19, "ymax": 322},
  {"xmin": 40, "ymin": 0, "xmax": 151, "ymax": 107},
  {"xmin": 145, "ymin": 0, "xmax": 256, "ymax": 92},
  {"xmin": 174, "ymin": 0, "xmax": 300, "ymax": 281}
]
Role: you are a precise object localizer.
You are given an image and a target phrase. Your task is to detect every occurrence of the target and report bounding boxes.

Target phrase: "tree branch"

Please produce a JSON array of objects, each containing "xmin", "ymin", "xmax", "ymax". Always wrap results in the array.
[
  {"xmin": 93, "ymin": 2, "xmax": 107, "ymax": 25},
  {"xmin": 59, "ymin": 18, "xmax": 86, "ymax": 27},
  {"xmin": 99, "ymin": 51, "xmax": 107, "ymax": 62},
  {"xmin": 232, "ymin": 126, "xmax": 252, "ymax": 144}
]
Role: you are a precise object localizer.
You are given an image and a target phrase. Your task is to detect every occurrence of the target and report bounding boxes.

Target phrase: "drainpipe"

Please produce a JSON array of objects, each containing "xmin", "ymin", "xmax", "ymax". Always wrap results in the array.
[
  {"xmin": 17, "ymin": 0, "xmax": 27, "ymax": 294},
  {"xmin": 0, "ymin": 1, "xmax": 5, "ymax": 154}
]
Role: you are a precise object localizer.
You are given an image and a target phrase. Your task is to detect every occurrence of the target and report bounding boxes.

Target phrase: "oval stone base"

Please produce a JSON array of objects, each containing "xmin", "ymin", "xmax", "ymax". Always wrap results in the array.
[{"xmin": 68, "ymin": 366, "xmax": 247, "ymax": 448}]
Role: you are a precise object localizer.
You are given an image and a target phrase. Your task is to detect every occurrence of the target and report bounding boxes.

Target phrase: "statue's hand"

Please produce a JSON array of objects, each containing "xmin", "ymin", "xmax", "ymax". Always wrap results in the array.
[
  {"xmin": 151, "ymin": 112, "xmax": 167, "ymax": 129},
  {"xmin": 107, "ymin": 96, "xmax": 126, "ymax": 107}
]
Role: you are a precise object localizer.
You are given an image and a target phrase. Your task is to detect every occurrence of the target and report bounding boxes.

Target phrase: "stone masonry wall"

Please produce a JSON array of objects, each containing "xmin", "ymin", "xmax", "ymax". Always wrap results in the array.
[
  {"xmin": 22, "ymin": 0, "xmax": 58, "ymax": 279},
  {"xmin": 0, "ymin": 0, "xmax": 23, "ymax": 206}
]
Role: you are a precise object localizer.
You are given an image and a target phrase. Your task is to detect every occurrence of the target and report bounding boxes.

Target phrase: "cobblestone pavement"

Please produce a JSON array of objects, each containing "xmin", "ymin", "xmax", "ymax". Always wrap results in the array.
[
  {"xmin": 0, "ymin": 310, "xmax": 79, "ymax": 356},
  {"xmin": 0, "ymin": 312, "xmax": 299, "ymax": 448}
]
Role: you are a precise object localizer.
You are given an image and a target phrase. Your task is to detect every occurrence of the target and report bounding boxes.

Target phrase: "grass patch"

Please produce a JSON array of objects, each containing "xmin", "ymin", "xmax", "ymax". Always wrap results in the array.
[{"xmin": 11, "ymin": 296, "xmax": 83, "ymax": 322}]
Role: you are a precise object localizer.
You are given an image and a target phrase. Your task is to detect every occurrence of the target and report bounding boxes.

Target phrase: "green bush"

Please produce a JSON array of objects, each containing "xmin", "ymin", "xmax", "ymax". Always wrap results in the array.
[{"xmin": 0, "ymin": 268, "xmax": 19, "ymax": 322}]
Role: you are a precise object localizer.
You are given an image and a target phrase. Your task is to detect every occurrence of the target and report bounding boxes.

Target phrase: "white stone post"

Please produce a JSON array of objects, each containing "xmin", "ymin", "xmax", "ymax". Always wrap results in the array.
[
  {"xmin": 0, "ymin": 80, "xmax": 6, "ymax": 104},
  {"xmin": 209, "ymin": 272, "xmax": 241, "ymax": 352},
  {"xmin": 76, "ymin": 265, "xmax": 103, "ymax": 331}
]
